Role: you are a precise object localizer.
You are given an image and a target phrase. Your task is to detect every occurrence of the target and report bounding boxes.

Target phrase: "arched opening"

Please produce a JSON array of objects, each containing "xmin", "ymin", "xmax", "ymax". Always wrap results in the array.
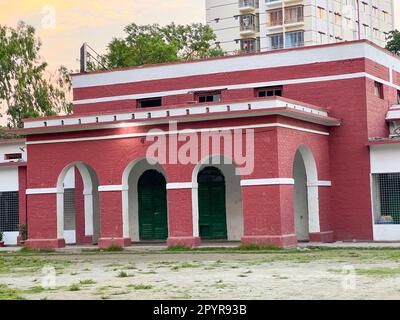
[
  {"xmin": 121, "ymin": 158, "xmax": 168, "ymax": 242},
  {"xmin": 292, "ymin": 145, "xmax": 320, "ymax": 242},
  {"xmin": 56, "ymin": 163, "xmax": 100, "ymax": 245},
  {"xmin": 138, "ymin": 170, "xmax": 168, "ymax": 241},
  {"xmin": 192, "ymin": 155, "xmax": 243, "ymax": 241},
  {"xmin": 198, "ymin": 167, "xmax": 227, "ymax": 240}
]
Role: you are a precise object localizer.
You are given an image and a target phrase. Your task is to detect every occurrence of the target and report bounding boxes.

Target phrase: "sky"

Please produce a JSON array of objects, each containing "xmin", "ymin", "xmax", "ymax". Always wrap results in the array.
[
  {"xmin": 0, "ymin": 0, "xmax": 399, "ymax": 72},
  {"xmin": 0, "ymin": 0, "xmax": 206, "ymax": 71}
]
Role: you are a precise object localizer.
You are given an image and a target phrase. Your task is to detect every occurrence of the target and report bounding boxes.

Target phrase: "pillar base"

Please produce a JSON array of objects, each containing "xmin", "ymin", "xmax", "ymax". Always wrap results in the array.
[
  {"xmin": 25, "ymin": 238, "xmax": 66, "ymax": 249},
  {"xmin": 309, "ymin": 231, "xmax": 334, "ymax": 243},
  {"xmin": 167, "ymin": 237, "xmax": 201, "ymax": 248},
  {"xmin": 98, "ymin": 237, "xmax": 131, "ymax": 249},
  {"xmin": 241, "ymin": 234, "xmax": 297, "ymax": 248}
]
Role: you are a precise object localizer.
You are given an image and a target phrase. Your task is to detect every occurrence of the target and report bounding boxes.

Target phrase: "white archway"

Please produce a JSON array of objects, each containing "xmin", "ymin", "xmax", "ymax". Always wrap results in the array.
[
  {"xmin": 292, "ymin": 145, "xmax": 320, "ymax": 241},
  {"xmin": 56, "ymin": 162, "xmax": 100, "ymax": 244},
  {"xmin": 192, "ymin": 155, "xmax": 243, "ymax": 241},
  {"xmin": 121, "ymin": 158, "xmax": 168, "ymax": 242}
]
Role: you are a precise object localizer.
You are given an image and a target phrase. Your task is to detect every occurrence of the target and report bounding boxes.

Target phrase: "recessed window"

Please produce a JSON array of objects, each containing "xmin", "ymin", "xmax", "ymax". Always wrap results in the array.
[
  {"xmin": 374, "ymin": 81, "xmax": 384, "ymax": 99},
  {"xmin": 196, "ymin": 91, "xmax": 221, "ymax": 103},
  {"xmin": 138, "ymin": 97, "xmax": 162, "ymax": 108},
  {"xmin": 317, "ymin": 7, "xmax": 325, "ymax": 20},
  {"xmin": 397, "ymin": 90, "xmax": 400, "ymax": 104},
  {"xmin": 4, "ymin": 153, "xmax": 22, "ymax": 161},
  {"xmin": 256, "ymin": 86, "xmax": 283, "ymax": 98}
]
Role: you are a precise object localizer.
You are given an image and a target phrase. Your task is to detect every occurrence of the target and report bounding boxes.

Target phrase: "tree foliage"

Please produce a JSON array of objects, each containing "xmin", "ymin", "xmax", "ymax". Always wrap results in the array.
[
  {"xmin": 87, "ymin": 23, "xmax": 225, "ymax": 70},
  {"xmin": 0, "ymin": 22, "xmax": 72, "ymax": 129},
  {"xmin": 385, "ymin": 30, "xmax": 400, "ymax": 55}
]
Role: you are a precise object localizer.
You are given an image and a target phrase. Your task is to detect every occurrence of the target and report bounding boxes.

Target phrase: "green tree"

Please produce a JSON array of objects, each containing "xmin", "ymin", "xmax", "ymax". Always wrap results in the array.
[
  {"xmin": 0, "ymin": 22, "xmax": 72, "ymax": 129},
  {"xmin": 88, "ymin": 23, "xmax": 225, "ymax": 70},
  {"xmin": 385, "ymin": 30, "xmax": 400, "ymax": 55}
]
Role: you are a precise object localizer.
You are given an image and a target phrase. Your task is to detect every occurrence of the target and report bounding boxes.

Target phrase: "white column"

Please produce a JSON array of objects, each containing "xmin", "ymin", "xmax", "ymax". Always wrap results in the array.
[
  {"xmin": 56, "ymin": 191, "xmax": 64, "ymax": 239},
  {"xmin": 121, "ymin": 187, "xmax": 130, "ymax": 239},
  {"xmin": 191, "ymin": 185, "xmax": 199, "ymax": 237},
  {"xmin": 83, "ymin": 191, "xmax": 94, "ymax": 236},
  {"xmin": 306, "ymin": 182, "xmax": 321, "ymax": 233}
]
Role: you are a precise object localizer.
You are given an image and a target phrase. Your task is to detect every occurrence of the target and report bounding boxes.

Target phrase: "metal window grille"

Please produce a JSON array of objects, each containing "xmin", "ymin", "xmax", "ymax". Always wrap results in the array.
[
  {"xmin": 372, "ymin": 173, "xmax": 400, "ymax": 224},
  {"xmin": 0, "ymin": 191, "xmax": 19, "ymax": 232},
  {"xmin": 64, "ymin": 189, "xmax": 76, "ymax": 231}
]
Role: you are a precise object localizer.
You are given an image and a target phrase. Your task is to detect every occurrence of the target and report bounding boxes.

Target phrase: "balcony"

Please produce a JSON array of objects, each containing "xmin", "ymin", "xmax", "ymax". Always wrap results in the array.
[
  {"xmin": 239, "ymin": 0, "xmax": 258, "ymax": 13},
  {"xmin": 239, "ymin": 38, "xmax": 259, "ymax": 53},
  {"xmin": 267, "ymin": 6, "xmax": 304, "ymax": 29},
  {"xmin": 267, "ymin": 30, "xmax": 304, "ymax": 50},
  {"xmin": 240, "ymin": 14, "xmax": 257, "ymax": 36}
]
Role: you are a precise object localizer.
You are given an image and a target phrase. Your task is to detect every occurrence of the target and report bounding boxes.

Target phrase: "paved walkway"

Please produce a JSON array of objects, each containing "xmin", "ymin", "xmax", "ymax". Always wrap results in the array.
[{"xmin": 2, "ymin": 241, "xmax": 400, "ymax": 253}]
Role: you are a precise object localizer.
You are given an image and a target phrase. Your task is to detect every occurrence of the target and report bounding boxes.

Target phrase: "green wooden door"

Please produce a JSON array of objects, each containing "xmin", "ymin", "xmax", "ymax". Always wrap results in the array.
[
  {"xmin": 198, "ymin": 167, "xmax": 227, "ymax": 240},
  {"xmin": 138, "ymin": 170, "xmax": 168, "ymax": 241}
]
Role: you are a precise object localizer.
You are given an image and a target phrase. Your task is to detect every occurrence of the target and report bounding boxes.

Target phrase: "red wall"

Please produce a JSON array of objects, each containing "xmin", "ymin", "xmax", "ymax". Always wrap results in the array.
[{"xmin": 24, "ymin": 50, "xmax": 400, "ymax": 247}]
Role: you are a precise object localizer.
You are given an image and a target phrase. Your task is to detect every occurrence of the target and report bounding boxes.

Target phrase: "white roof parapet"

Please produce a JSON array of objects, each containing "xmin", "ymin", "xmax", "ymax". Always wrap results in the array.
[{"xmin": 23, "ymin": 98, "xmax": 333, "ymax": 131}]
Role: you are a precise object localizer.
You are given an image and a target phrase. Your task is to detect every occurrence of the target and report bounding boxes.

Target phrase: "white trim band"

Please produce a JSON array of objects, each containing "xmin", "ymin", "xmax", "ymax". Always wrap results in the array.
[
  {"xmin": 98, "ymin": 185, "xmax": 124, "ymax": 192},
  {"xmin": 241, "ymin": 178, "xmax": 295, "ymax": 186},
  {"xmin": 307, "ymin": 181, "xmax": 332, "ymax": 187},
  {"xmin": 26, "ymin": 122, "xmax": 329, "ymax": 146},
  {"xmin": 26, "ymin": 188, "xmax": 58, "ymax": 195},
  {"xmin": 166, "ymin": 182, "xmax": 193, "ymax": 190}
]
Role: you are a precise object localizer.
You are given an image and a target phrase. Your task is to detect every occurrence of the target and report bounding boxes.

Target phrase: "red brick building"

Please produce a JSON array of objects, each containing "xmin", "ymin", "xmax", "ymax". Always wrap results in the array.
[{"xmin": 6, "ymin": 40, "xmax": 400, "ymax": 249}]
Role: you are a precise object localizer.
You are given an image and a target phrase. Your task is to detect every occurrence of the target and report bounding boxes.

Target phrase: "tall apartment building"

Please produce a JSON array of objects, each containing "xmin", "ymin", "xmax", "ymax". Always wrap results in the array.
[{"xmin": 206, "ymin": 0, "xmax": 395, "ymax": 53}]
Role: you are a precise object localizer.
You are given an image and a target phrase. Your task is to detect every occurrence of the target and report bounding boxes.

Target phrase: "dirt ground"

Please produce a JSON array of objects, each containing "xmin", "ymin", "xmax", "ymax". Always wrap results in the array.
[{"xmin": 1, "ymin": 246, "xmax": 400, "ymax": 300}]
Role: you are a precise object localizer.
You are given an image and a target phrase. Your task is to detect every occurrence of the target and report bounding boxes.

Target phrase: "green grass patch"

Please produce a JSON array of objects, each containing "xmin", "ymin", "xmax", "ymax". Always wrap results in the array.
[
  {"xmin": 79, "ymin": 279, "xmax": 96, "ymax": 285},
  {"xmin": 19, "ymin": 247, "xmax": 56, "ymax": 254},
  {"xmin": 171, "ymin": 262, "xmax": 203, "ymax": 271},
  {"xmin": 68, "ymin": 284, "xmax": 81, "ymax": 291},
  {"xmin": 356, "ymin": 267, "xmax": 400, "ymax": 277},
  {"xmin": 0, "ymin": 255, "xmax": 72, "ymax": 275},
  {"xmin": 0, "ymin": 284, "xmax": 25, "ymax": 300},
  {"xmin": 127, "ymin": 284, "xmax": 154, "ymax": 290},
  {"xmin": 117, "ymin": 271, "xmax": 132, "ymax": 278}
]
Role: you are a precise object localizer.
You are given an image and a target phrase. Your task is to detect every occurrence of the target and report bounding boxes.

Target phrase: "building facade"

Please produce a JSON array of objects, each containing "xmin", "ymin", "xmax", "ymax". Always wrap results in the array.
[
  {"xmin": 206, "ymin": 0, "xmax": 395, "ymax": 54},
  {"xmin": 1, "ymin": 40, "xmax": 400, "ymax": 249}
]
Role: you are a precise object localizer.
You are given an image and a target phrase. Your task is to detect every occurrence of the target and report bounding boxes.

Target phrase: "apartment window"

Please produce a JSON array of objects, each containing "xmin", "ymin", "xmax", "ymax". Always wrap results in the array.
[
  {"xmin": 362, "ymin": 24, "xmax": 369, "ymax": 36},
  {"xmin": 361, "ymin": 2, "xmax": 368, "ymax": 13},
  {"xmin": 285, "ymin": 30, "xmax": 304, "ymax": 48},
  {"xmin": 240, "ymin": 38, "xmax": 258, "ymax": 53},
  {"xmin": 239, "ymin": 0, "xmax": 258, "ymax": 8},
  {"xmin": 285, "ymin": 6, "xmax": 304, "ymax": 24},
  {"xmin": 372, "ymin": 6, "xmax": 378, "ymax": 16},
  {"xmin": 240, "ymin": 14, "xmax": 256, "ymax": 31},
  {"xmin": 318, "ymin": 31, "xmax": 326, "ymax": 44},
  {"xmin": 0, "ymin": 191, "xmax": 19, "ymax": 232},
  {"xmin": 317, "ymin": 7, "xmax": 326, "ymax": 20},
  {"xmin": 267, "ymin": 9, "xmax": 283, "ymax": 26},
  {"xmin": 4, "ymin": 153, "xmax": 22, "ymax": 161},
  {"xmin": 373, "ymin": 28, "xmax": 379, "ymax": 38},
  {"xmin": 256, "ymin": 86, "xmax": 283, "ymax": 98},
  {"xmin": 196, "ymin": 91, "xmax": 221, "ymax": 103},
  {"xmin": 382, "ymin": 11, "xmax": 388, "ymax": 22},
  {"xmin": 344, "ymin": 17, "xmax": 351, "ymax": 28},
  {"xmin": 397, "ymin": 90, "xmax": 400, "ymax": 104},
  {"xmin": 334, "ymin": 13, "xmax": 342, "ymax": 25},
  {"xmin": 374, "ymin": 81, "xmax": 384, "ymax": 99},
  {"xmin": 138, "ymin": 97, "xmax": 162, "ymax": 108},
  {"xmin": 269, "ymin": 33, "xmax": 284, "ymax": 50}
]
